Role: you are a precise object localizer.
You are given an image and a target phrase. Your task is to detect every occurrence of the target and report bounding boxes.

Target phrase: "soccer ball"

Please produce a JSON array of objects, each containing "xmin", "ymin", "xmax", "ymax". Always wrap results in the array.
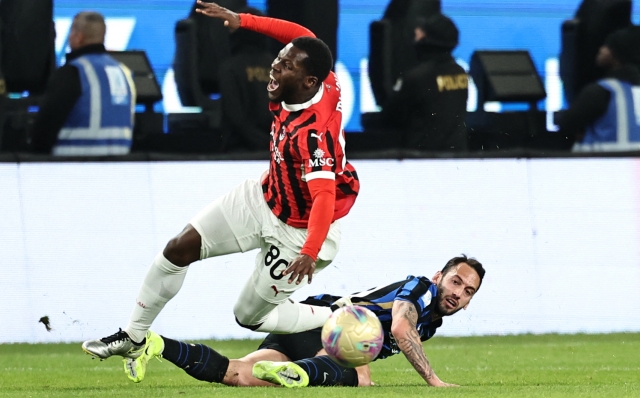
[{"xmin": 321, "ymin": 306, "xmax": 384, "ymax": 367}]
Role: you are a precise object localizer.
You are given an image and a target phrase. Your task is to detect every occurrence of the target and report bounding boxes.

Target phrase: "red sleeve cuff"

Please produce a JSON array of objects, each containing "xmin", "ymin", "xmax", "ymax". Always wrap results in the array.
[{"xmin": 239, "ymin": 13, "xmax": 316, "ymax": 44}]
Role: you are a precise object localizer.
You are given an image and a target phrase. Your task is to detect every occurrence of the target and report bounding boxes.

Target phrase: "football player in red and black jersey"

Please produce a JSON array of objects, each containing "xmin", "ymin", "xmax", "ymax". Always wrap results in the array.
[{"xmin": 82, "ymin": 1, "xmax": 360, "ymax": 361}]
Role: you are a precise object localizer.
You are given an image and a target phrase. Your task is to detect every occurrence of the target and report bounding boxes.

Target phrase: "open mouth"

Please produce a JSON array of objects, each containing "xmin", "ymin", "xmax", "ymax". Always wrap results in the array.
[
  {"xmin": 445, "ymin": 298, "xmax": 457, "ymax": 309},
  {"xmin": 267, "ymin": 74, "xmax": 279, "ymax": 92}
]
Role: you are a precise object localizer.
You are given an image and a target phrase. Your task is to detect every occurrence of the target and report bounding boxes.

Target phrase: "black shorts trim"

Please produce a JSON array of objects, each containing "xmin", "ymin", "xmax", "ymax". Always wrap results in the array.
[{"xmin": 258, "ymin": 328, "xmax": 324, "ymax": 361}]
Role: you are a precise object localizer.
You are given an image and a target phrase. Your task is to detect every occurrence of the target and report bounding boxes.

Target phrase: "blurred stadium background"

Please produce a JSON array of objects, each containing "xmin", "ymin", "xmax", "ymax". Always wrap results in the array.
[{"xmin": 45, "ymin": 0, "xmax": 640, "ymax": 133}]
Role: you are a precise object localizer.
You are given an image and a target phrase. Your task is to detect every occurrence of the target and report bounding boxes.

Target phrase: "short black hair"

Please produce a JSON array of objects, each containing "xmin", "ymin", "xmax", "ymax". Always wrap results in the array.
[
  {"xmin": 441, "ymin": 254, "xmax": 485, "ymax": 291},
  {"xmin": 73, "ymin": 11, "xmax": 106, "ymax": 42},
  {"xmin": 291, "ymin": 36, "xmax": 333, "ymax": 84}
]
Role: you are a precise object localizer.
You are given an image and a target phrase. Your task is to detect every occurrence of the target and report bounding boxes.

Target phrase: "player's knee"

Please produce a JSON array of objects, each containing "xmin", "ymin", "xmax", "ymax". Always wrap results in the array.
[
  {"xmin": 233, "ymin": 301, "xmax": 264, "ymax": 330},
  {"xmin": 163, "ymin": 226, "xmax": 201, "ymax": 267},
  {"xmin": 163, "ymin": 238, "xmax": 195, "ymax": 267},
  {"xmin": 233, "ymin": 302, "xmax": 250, "ymax": 323},
  {"xmin": 234, "ymin": 315, "xmax": 262, "ymax": 331}
]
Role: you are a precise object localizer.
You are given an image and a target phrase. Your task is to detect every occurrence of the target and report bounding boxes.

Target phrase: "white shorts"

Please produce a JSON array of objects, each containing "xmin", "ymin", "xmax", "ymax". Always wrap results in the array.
[{"xmin": 190, "ymin": 179, "xmax": 341, "ymax": 304}]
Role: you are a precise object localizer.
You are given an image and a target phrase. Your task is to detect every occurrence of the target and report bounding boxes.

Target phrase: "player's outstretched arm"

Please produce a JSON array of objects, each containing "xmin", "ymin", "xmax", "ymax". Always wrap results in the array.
[
  {"xmin": 390, "ymin": 300, "xmax": 458, "ymax": 387},
  {"xmin": 195, "ymin": 0, "xmax": 315, "ymax": 43}
]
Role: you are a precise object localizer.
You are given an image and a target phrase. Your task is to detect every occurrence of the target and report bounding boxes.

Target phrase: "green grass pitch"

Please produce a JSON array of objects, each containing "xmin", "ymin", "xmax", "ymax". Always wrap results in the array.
[{"xmin": 1, "ymin": 333, "xmax": 639, "ymax": 397}]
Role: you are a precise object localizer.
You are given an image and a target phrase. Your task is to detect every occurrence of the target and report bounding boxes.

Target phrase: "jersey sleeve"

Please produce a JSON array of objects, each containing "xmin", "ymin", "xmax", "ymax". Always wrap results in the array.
[
  {"xmin": 301, "ymin": 112, "xmax": 343, "ymax": 181},
  {"xmin": 300, "ymin": 178, "xmax": 335, "ymax": 260},
  {"xmin": 239, "ymin": 13, "xmax": 316, "ymax": 44},
  {"xmin": 394, "ymin": 275, "xmax": 436, "ymax": 313},
  {"xmin": 302, "ymin": 76, "xmax": 344, "ymax": 179}
]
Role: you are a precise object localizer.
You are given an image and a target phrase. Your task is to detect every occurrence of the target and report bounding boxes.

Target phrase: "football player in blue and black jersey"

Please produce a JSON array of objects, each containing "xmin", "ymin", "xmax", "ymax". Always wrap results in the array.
[{"xmin": 124, "ymin": 255, "xmax": 485, "ymax": 388}]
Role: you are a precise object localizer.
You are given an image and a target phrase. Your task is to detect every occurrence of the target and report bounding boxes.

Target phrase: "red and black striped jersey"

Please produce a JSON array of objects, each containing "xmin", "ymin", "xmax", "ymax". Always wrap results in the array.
[{"xmin": 262, "ymin": 71, "xmax": 360, "ymax": 228}]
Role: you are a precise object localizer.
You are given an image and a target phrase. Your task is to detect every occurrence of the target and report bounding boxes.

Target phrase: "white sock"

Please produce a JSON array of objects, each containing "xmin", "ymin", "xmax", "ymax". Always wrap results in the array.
[
  {"xmin": 254, "ymin": 300, "xmax": 333, "ymax": 333},
  {"xmin": 124, "ymin": 253, "xmax": 188, "ymax": 342}
]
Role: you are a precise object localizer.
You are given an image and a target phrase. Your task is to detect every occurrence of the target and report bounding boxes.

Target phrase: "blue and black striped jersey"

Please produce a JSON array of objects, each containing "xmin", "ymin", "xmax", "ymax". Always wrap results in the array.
[{"xmin": 306, "ymin": 275, "xmax": 442, "ymax": 360}]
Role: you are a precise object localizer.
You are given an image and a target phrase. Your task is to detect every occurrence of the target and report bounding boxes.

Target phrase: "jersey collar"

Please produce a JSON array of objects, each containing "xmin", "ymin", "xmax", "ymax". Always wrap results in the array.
[{"xmin": 281, "ymin": 83, "xmax": 324, "ymax": 112}]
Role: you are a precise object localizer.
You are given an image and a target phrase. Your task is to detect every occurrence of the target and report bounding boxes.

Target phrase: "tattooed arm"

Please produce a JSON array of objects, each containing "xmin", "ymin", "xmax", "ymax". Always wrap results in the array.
[{"xmin": 390, "ymin": 300, "xmax": 458, "ymax": 387}]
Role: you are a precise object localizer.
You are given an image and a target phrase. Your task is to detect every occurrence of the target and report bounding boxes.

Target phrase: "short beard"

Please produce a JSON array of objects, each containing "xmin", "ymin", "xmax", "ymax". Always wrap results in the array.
[
  {"xmin": 434, "ymin": 281, "xmax": 462, "ymax": 317},
  {"xmin": 273, "ymin": 84, "xmax": 298, "ymax": 105}
]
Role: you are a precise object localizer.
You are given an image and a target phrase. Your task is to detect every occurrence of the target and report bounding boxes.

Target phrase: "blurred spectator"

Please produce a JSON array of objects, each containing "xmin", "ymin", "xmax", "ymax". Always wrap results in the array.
[
  {"xmin": 218, "ymin": 7, "xmax": 273, "ymax": 152},
  {"xmin": 560, "ymin": 0, "xmax": 632, "ymax": 104},
  {"xmin": 31, "ymin": 11, "xmax": 135, "ymax": 156},
  {"xmin": 559, "ymin": 26, "xmax": 640, "ymax": 152},
  {"xmin": 380, "ymin": 13, "xmax": 468, "ymax": 151}
]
